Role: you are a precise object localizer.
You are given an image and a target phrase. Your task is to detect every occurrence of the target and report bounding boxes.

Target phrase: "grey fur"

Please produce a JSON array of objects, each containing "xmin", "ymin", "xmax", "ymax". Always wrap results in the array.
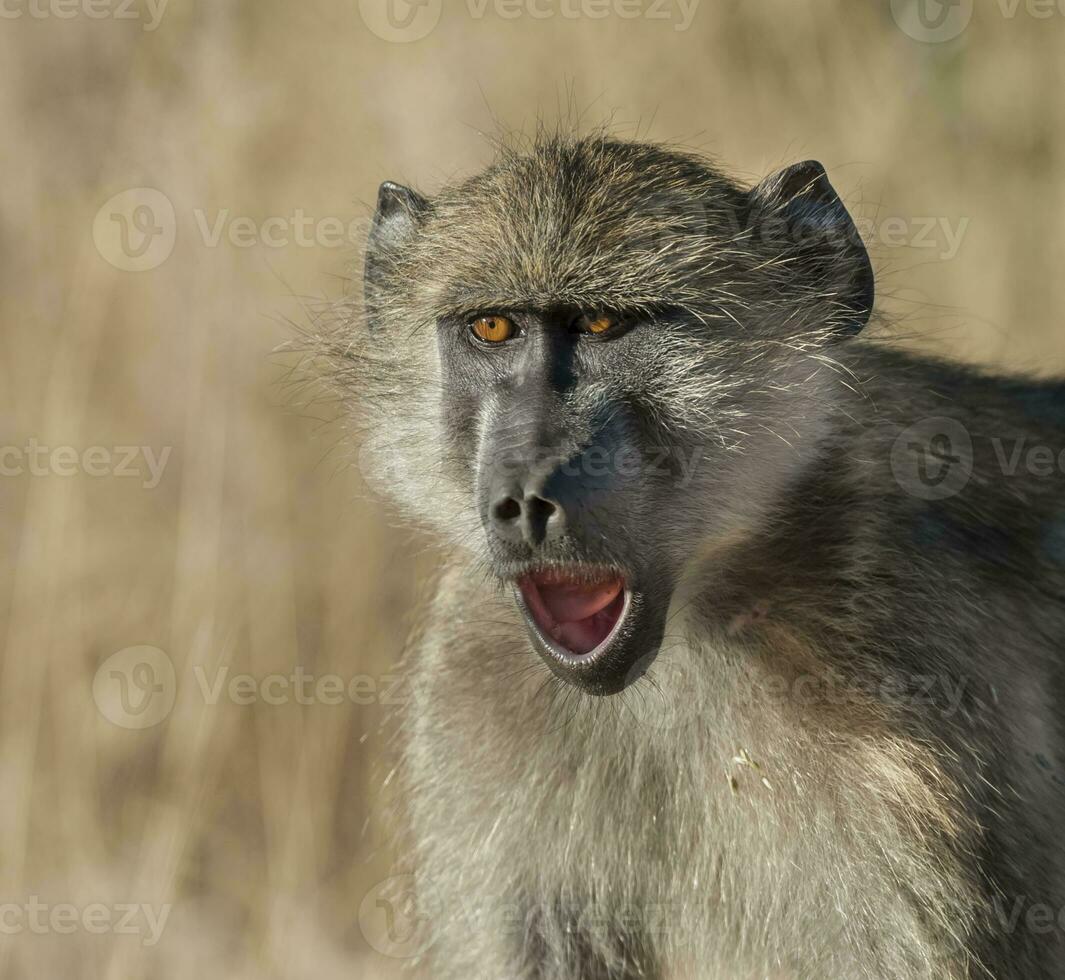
[{"xmin": 312, "ymin": 134, "xmax": 1065, "ymax": 978}]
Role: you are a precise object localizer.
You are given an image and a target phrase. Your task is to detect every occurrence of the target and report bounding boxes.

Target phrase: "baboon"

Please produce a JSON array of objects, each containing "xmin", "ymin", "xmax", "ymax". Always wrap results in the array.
[{"xmin": 322, "ymin": 135, "xmax": 1065, "ymax": 978}]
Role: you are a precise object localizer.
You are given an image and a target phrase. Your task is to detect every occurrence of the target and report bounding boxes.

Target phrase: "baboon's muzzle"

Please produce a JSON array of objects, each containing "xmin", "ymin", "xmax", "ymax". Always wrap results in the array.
[{"xmin": 478, "ymin": 412, "xmax": 670, "ymax": 695}]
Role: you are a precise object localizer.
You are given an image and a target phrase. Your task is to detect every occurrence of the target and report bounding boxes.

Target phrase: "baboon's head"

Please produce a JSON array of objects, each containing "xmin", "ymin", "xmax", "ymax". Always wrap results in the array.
[{"xmin": 350, "ymin": 136, "xmax": 872, "ymax": 696}]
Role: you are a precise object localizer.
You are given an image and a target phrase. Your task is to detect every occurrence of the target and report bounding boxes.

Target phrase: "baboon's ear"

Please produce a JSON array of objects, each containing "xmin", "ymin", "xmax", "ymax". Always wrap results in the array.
[
  {"xmin": 364, "ymin": 181, "xmax": 429, "ymax": 312},
  {"xmin": 746, "ymin": 161, "xmax": 873, "ymax": 334}
]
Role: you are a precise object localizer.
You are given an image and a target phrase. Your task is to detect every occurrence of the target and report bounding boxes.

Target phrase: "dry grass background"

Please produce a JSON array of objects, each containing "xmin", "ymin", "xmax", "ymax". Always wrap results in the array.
[{"xmin": 0, "ymin": 1, "xmax": 1063, "ymax": 977}]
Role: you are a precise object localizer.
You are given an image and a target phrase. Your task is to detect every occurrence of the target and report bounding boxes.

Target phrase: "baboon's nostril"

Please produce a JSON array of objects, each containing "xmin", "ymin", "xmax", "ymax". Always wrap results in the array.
[
  {"xmin": 489, "ymin": 491, "xmax": 564, "ymax": 548},
  {"xmin": 521, "ymin": 493, "xmax": 562, "ymax": 547},
  {"xmin": 493, "ymin": 497, "xmax": 522, "ymax": 522},
  {"xmin": 528, "ymin": 496, "xmax": 556, "ymax": 523}
]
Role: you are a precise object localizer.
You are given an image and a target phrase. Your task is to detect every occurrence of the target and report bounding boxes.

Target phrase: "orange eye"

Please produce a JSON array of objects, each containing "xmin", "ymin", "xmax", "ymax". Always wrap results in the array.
[
  {"xmin": 582, "ymin": 315, "xmax": 615, "ymax": 335},
  {"xmin": 470, "ymin": 315, "xmax": 515, "ymax": 343}
]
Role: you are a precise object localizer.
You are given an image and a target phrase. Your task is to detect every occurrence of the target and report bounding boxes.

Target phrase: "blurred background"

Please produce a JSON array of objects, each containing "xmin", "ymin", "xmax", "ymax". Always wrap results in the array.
[{"xmin": 1, "ymin": 0, "xmax": 1063, "ymax": 976}]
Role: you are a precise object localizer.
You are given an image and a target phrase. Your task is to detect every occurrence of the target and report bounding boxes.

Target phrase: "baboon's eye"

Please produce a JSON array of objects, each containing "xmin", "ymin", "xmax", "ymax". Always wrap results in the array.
[
  {"xmin": 575, "ymin": 314, "xmax": 617, "ymax": 336},
  {"xmin": 470, "ymin": 315, "xmax": 516, "ymax": 344}
]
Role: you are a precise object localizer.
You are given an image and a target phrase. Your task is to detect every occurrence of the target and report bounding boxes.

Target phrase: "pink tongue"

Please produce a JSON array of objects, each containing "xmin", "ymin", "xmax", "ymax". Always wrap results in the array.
[
  {"xmin": 537, "ymin": 578, "xmax": 623, "ymax": 623},
  {"xmin": 556, "ymin": 613, "xmax": 615, "ymax": 654}
]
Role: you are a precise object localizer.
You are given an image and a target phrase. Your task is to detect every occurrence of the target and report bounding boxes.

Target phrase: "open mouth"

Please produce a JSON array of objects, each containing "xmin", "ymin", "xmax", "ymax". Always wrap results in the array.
[{"xmin": 516, "ymin": 568, "xmax": 630, "ymax": 660}]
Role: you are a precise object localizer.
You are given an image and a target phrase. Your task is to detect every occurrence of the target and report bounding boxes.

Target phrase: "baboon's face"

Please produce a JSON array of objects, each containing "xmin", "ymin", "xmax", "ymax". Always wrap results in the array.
[
  {"xmin": 436, "ymin": 301, "xmax": 697, "ymax": 696},
  {"xmin": 359, "ymin": 139, "xmax": 872, "ymax": 695}
]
